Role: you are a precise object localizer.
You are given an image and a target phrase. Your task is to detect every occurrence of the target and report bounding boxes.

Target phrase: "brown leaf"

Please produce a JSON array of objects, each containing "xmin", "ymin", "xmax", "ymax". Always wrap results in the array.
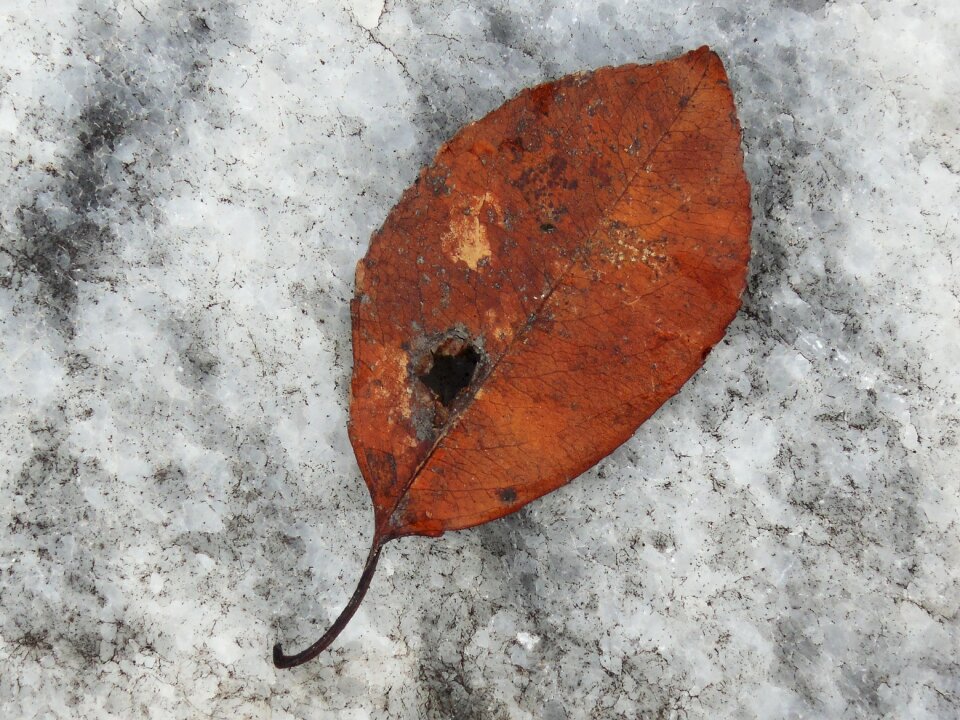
[{"xmin": 274, "ymin": 46, "xmax": 750, "ymax": 668}]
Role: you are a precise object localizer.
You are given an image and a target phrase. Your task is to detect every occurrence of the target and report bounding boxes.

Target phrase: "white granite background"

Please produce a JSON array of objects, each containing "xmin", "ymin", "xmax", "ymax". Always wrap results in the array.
[{"xmin": 1, "ymin": 1, "xmax": 958, "ymax": 718}]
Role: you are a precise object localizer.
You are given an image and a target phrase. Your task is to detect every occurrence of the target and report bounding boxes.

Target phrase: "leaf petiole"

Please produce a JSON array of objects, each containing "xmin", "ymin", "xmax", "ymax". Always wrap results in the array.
[{"xmin": 273, "ymin": 540, "xmax": 384, "ymax": 669}]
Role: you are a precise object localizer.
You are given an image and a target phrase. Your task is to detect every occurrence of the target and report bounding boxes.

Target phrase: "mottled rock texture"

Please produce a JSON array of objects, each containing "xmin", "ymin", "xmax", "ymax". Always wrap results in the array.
[{"xmin": 1, "ymin": 1, "xmax": 958, "ymax": 718}]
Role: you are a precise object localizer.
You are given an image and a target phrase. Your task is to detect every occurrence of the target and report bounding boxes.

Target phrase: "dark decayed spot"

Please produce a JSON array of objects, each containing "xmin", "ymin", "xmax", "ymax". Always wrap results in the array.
[
  {"xmin": 419, "ymin": 344, "xmax": 480, "ymax": 406},
  {"xmin": 498, "ymin": 487, "xmax": 517, "ymax": 503}
]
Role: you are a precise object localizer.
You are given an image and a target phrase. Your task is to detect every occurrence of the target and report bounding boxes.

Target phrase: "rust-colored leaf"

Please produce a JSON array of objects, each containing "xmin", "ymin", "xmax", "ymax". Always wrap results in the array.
[{"xmin": 274, "ymin": 46, "xmax": 750, "ymax": 668}]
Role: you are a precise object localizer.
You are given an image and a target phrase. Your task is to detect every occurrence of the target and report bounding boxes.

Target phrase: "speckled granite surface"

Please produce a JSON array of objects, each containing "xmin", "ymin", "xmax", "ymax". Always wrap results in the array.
[{"xmin": 2, "ymin": 1, "xmax": 958, "ymax": 718}]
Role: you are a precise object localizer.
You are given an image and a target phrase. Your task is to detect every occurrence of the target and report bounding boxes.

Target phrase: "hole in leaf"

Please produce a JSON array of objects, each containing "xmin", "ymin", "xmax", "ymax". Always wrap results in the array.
[{"xmin": 419, "ymin": 344, "xmax": 480, "ymax": 406}]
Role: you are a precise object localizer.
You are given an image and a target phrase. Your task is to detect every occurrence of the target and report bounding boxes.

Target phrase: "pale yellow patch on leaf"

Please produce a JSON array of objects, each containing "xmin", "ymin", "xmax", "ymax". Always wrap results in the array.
[{"xmin": 443, "ymin": 193, "xmax": 498, "ymax": 270}]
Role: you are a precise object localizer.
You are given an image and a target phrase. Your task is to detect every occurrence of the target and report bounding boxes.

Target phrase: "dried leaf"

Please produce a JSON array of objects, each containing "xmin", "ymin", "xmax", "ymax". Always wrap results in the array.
[{"xmin": 274, "ymin": 46, "xmax": 750, "ymax": 668}]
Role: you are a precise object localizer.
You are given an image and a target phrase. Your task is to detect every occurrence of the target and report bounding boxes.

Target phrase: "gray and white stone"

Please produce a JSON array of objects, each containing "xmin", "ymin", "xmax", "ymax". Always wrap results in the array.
[{"xmin": 1, "ymin": 1, "xmax": 958, "ymax": 718}]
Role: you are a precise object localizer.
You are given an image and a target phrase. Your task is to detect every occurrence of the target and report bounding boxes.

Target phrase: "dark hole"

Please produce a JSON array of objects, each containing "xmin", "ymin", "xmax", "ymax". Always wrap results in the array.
[
  {"xmin": 419, "ymin": 345, "xmax": 480, "ymax": 406},
  {"xmin": 540, "ymin": 222, "xmax": 556, "ymax": 233}
]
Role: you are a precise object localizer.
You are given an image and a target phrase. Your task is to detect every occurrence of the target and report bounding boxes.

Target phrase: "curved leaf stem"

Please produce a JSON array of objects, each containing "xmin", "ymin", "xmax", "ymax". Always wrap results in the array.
[{"xmin": 273, "ymin": 539, "xmax": 384, "ymax": 669}]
